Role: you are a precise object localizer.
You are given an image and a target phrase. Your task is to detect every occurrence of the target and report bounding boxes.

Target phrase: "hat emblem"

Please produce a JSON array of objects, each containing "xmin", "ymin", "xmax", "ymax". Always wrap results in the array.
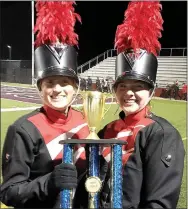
[
  {"xmin": 125, "ymin": 52, "xmax": 137, "ymax": 68},
  {"xmin": 49, "ymin": 45, "xmax": 69, "ymax": 61},
  {"xmin": 124, "ymin": 50, "xmax": 145, "ymax": 69}
]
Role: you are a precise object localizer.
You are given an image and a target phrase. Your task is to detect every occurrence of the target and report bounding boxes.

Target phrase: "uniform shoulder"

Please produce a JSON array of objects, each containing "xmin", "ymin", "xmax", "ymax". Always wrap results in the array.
[
  {"xmin": 149, "ymin": 113, "xmax": 180, "ymax": 135},
  {"xmin": 12, "ymin": 107, "xmax": 42, "ymax": 128}
]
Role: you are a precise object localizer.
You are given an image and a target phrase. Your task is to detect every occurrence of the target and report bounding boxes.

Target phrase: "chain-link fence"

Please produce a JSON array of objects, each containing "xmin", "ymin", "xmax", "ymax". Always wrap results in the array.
[{"xmin": 0, "ymin": 60, "xmax": 32, "ymax": 84}]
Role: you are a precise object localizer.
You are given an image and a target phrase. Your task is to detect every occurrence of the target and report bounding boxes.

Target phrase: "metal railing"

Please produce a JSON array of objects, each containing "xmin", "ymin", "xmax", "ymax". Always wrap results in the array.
[
  {"xmin": 78, "ymin": 49, "xmax": 117, "ymax": 74},
  {"xmin": 78, "ymin": 47, "xmax": 187, "ymax": 74},
  {"xmin": 159, "ymin": 48, "xmax": 187, "ymax": 56}
]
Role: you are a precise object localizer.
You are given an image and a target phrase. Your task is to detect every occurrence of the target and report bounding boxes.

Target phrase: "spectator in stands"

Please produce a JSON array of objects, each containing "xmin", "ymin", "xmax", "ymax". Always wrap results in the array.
[
  {"xmin": 101, "ymin": 77, "xmax": 109, "ymax": 93},
  {"xmin": 108, "ymin": 77, "xmax": 114, "ymax": 93},
  {"xmin": 98, "ymin": 1, "xmax": 185, "ymax": 208},
  {"xmin": 101, "ymin": 78, "xmax": 105, "ymax": 92},
  {"xmin": 96, "ymin": 76, "xmax": 101, "ymax": 92},
  {"xmin": 0, "ymin": 2, "xmax": 90, "ymax": 208},
  {"xmin": 87, "ymin": 76, "xmax": 92, "ymax": 91},
  {"xmin": 166, "ymin": 83, "xmax": 170, "ymax": 89},
  {"xmin": 171, "ymin": 80, "xmax": 180, "ymax": 99},
  {"xmin": 104, "ymin": 78, "xmax": 109, "ymax": 93},
  {"xmin": 80, "ymin": 77, "xmax": 84, "ymax": 91},
  {"xmin": 80, "ymin": 77, "xmax": 86, "ymax": 91},
  {"xmin": 182, "ymin": 82, "xmax": 187, "ymax": 100},
  {"xmin": 83, "ymin": 78, "xmax": 87, "ymax": 91}
]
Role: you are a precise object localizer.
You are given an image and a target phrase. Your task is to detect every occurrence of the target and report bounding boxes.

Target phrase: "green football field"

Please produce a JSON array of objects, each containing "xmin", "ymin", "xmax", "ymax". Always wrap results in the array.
[{"xmin": 0, "ymin": 98, "xmax": 187, "ymax": 208}]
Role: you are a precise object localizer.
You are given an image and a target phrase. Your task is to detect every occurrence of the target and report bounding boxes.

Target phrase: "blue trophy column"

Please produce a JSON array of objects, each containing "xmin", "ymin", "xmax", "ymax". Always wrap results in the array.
[
  {"xmin": 61, "ymin": 144, "xmax": 73, "ymax": 208},
  {"xmin": 88, "ymin": 145, "xmax": 100, "ymax": 208},
  {"xmin": 111, "ymin": 144, "xmax": 123, "ymax": 208}
]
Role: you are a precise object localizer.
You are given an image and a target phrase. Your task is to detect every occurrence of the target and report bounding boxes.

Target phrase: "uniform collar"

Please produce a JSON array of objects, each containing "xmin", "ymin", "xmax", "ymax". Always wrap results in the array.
[
  {"xmin": 119, "ymin": 106, "xmax": 149, "ymax": 126},
  {"xmin": 43, "ymin": 105, "xmax": 72, "ymax": 124}
]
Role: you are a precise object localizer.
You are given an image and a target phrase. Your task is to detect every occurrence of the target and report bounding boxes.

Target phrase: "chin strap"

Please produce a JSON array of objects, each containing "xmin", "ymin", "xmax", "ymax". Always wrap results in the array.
[
  {"xmin": 137, "ymin": 83, "xmax": 156, "ymax": 113},
  {"xmin": 66, "ymin": 77, "xmax": 81, "ymax": 108},
  {"xmin": 113, "ymin": 83, "xmax": 156, "ymax": 116},
  {"xmin": 112, "ymin": 87, "xmax": 121, "ymax": 115},
  {"xmin": 128, "ymin": 84, "xmax": 157, "ymax": 115},
  {"xmin": 35, "ymin": 77, "xmax": 81, "ymax": 112}
]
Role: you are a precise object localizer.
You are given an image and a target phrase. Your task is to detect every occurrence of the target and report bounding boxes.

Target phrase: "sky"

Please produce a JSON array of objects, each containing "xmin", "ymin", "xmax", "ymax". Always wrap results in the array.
[{"xmin": 0, "ymin": 1, "xmax": 187, "ymax": 65}]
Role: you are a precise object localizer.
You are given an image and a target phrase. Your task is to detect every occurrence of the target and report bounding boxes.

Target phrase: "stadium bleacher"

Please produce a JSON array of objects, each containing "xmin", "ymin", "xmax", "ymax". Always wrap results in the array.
[{"xmin": 80, "ymin": 56, "xmax": 187, "ymax": 88}]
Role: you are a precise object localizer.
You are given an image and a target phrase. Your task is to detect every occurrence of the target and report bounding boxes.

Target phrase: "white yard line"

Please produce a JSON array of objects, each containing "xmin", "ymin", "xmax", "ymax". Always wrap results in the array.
[
  {"xmin": 1, "ymin": 102, "xmax": 116, "ymax": 112},
  {"xmin": 1, "ymin": 106, "xmax": 41, "ymax": 112},
  {"xmin": 1, "ymin": 104, "xmax": 84, "ymax": 112},
  {"xmin": 1, "ymin": 84, "xmax": 35, "ymax": 89}
]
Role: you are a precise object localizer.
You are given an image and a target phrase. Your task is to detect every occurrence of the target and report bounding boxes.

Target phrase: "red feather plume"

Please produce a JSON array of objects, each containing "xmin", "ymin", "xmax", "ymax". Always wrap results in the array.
[
  {"xmin": 115, "ymin": 1, "xmax": 163, "ymax": 56},
  {"xmin": 34, "ymin": 1, "xmax": 81, "ymax": 47}
]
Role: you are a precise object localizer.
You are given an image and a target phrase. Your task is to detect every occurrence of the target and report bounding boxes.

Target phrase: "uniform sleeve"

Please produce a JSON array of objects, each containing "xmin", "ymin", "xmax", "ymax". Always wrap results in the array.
[
  {"xmin": 0, "ymin": 125, "xmax": 56, "ymax": 207},
  {"xmin": 138, "ymin": 126, "xmax": 185, "ymax": 208}
]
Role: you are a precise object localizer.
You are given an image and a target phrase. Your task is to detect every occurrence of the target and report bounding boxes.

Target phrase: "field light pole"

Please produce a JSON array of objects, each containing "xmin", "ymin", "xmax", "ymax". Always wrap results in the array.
[
  {"xmin": 31, "ymin": 0, "xmax": 35, "ymax": 86},
  {"xmin": 7, "ymin": 45, "xmax": 12, "ymax": 60}
]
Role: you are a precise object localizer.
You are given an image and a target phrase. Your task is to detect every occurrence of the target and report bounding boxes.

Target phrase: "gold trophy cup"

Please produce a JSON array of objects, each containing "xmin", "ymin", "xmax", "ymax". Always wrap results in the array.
[{"xmin": 82, "ymin": 91, "xmax": 111, "ymax": 139}]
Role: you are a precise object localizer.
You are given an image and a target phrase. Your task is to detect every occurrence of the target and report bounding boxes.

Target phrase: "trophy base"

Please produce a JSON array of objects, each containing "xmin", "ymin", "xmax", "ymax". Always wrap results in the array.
[{"xmin": 59, "ymin": 139, "xmax": 127, "ymax": 145}]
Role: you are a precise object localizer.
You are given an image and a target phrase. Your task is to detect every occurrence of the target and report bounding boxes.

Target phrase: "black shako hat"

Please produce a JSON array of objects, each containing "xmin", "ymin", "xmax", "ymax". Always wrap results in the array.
[
  {"xmin": 114, "ymin": 1, "xmax": 163, "ymax": 88},
  {"xmin": 34, "ymin": 1, "xmax": 81, "ymax": 89}
]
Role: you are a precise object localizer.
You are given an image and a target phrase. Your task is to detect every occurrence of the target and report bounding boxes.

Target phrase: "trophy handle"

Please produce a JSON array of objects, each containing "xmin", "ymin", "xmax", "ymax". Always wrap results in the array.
[
  {"xmin": 102, "ymin": 93, "xmax": 114, "ymax": 119},
  {"xmin": 75, "ymin": 93, "xmax": 84, "ymax": 112},
  {"xmin": 77, "ymin": 92, "xmax": 84, "ymax": 101},
  {"xmin": 79, "ymin": 91, "xmax": 113, "ymax": 121}
]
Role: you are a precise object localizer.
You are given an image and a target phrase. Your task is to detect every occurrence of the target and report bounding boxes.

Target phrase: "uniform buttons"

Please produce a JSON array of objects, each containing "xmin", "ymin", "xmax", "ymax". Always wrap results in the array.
[{"xmin": 165, "ymin": 154, "xmax": 172, "ymax": 162}]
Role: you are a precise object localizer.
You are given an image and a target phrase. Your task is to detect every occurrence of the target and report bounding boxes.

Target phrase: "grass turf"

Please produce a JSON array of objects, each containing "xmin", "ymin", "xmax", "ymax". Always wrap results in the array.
[{"xmin": 1, "ymin": 98, "xmax": 41, "ymax": 108}]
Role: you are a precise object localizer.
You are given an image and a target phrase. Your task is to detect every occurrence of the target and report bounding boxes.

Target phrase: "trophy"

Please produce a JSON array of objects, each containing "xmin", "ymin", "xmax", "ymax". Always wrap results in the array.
[{"xmin": 59, "ymin": 91, "xmax": 127, "ymax": 208}]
